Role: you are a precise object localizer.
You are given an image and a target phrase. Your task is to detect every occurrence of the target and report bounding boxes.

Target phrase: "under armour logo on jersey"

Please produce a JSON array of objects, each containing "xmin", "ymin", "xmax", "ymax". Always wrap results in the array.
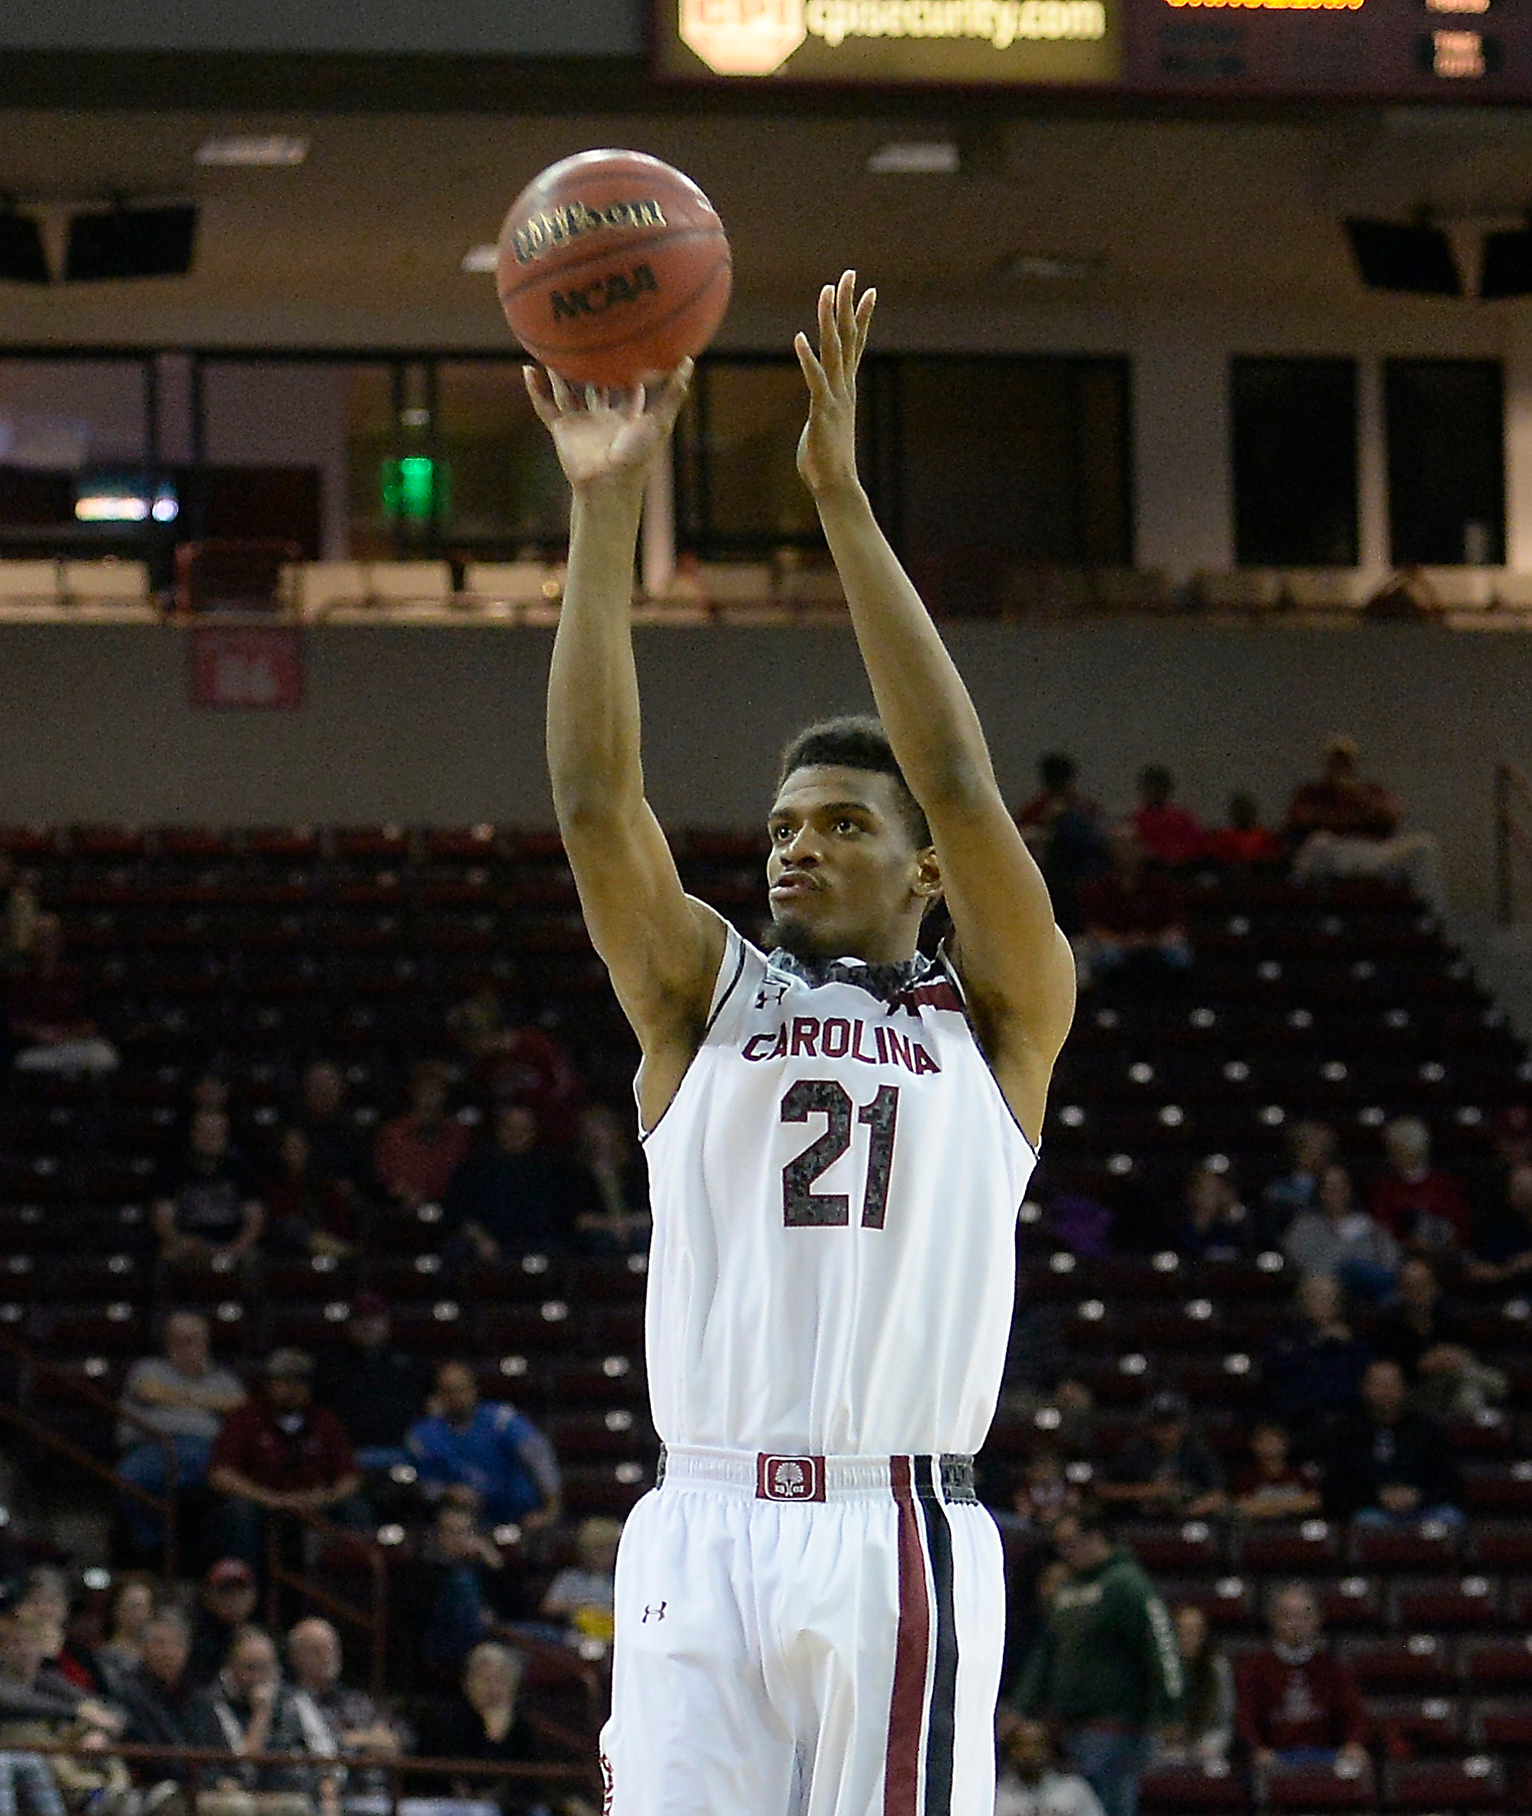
[
  {"xmin": 642, "ymin": 1601, "xmax": 667, "ymax": 1623},
  {"xmin": 755, "ymin": 978, "xmax": 790, "ymax": 1007}
]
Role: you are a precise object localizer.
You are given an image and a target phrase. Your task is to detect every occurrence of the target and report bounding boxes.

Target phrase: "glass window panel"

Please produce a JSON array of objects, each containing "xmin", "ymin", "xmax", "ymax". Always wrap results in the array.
[
  {"xmin": 675, "ymin": 359, "xmax": 823, "ymax": 553},
  {"xmin": 1232, "ymin": 357, "xmax": 1358, "ymax": 567},
  {"xmin": 1386, "ymin": 359, "xmax": 1504, "ymax": 566},
  {"xmin": 436, "ymin": 361, "xmax": 569, "ymax": 552}
]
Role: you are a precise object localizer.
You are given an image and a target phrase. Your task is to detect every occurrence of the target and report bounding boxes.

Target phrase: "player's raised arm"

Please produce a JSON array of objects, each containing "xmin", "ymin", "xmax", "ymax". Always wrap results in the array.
[
  {"xmin": 794, "ymin": 274, "xmax": 1075, "ymax": 1142},
  {"xmin": 528, "ymin": 364, "xmax": 727, "ymax": 1122}
]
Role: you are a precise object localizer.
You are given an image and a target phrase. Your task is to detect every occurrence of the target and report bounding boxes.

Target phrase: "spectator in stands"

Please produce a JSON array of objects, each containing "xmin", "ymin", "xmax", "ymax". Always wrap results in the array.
[
  {"xmin": 412, "ymin": 1491, "xmax": 513, "ymax": 1674},
  {"xmin": 119, "ymin": 1608, "xmax": 199, "ymax": 1768},
  {"xmin": 118, "ymin": 1311, "xmax": 246, "ymax": 1555},
  {"xmin": 1157, "ymin": 1605, "xmax": 1233, "ymax": 1766},
  {"xmin": 406, "ymin": 1362, "xmax": 561, "ymax": 1530},
  {"xmin": 1003, "ymin": 1447, "xmax": 1082, "ymax": 1535},
  {"xmin": 1465, "ymin": 1159, "xmax": 1532, "ymax": 1284},
  {"xmin": 448, "ymin": 989, "xmax": 582, "ymax": 1148},
  {"xmin": 1174, "ymin": 1161, "xmax": 1252, "ymax": 1261},
  {"xmin": 1234, "ymin": 1582, "xmax": 1368, "ymax": 1773},
  {"xmin": 0, "ymin": 1599, "xmax": 132, "ymax": 1816},
  {"xmin": 7, "ymin": 914, "xmax": 118, "ymax": 1077},
  {"xmin": 1370, "ymin": 1118, "xmax": 1470, "ymax": 1257},
  {"xmin": 995, "ymin": 1716, "xmax": 1106, "ymax": 1816},
  {"xmin": 183, "ymin": 1625, "xmax": 315, "ymax": 1815},
  {"xmin": 296, "ymin": 1059, "xmax": 370, "ymax": 1200},
  {"xmin": 95, "ymin": 1576, "xmax": 157, "ymax": 1680},
  {"xmin": 540, "ymin": 1516, "xmax": 621, "ymax": 1647},
  {"xmin": 1262, "ymin": 1273, "xmax": 1371, "ymax": 1426},
  {"xmin": 1014, "ymin": 752, "xmax": 1110, "ymax": 936},
  {"xmin": 1099, "ymin": 1391, "xmax": 1226, "ymax": 1520},
  {"xmin": 1282, "ymin": 1165, "xmax": 1399, "ymax": 1301},
  {"xmin": 264, "ymin": 1127, "xmax": 356, "ymax": 1261},
  {"xmin": 1375, "ymin": 1259, "xmax": 1504, "ymax": 1419},
  {"xmin": 1287, "ymin": 735, "xmax": 1445, "ymax": 916},
  {"xmin": 1204, "ymin": 793, "xmax": 1282, "ymax": 868},
  {"xmin": 1231, "ymin": 1421, "xmax": 1321, "ymax": 1522},
  {"xmin": 1320, "ymin": 1358, "xmax": 1462, "ymax": 1528},
  {"xmin": 1260, "ymin": 1121, "xmax": 1338, "ymax": 1247},
  {"xmin": 151, "ymin": 1109, "xmax": 264, "ymax": 1271},
  {"xmin": 1015, "ymin": 1504, "xmax": 1183, "ymax": 1816},
  {"xmin": 0, "ymin": 852, "xmax": 40, "ymax": 974},
  {"xmin": 1131, "ymin": 767, "xmax": 1205, "ymax": 868},
  {"xmin": 372, "ymin": 1061, "xmax": 469, "ymax": 1211},
  {"xmin": 419, "ymin": 1641, "xmax": 535, "ymax": 1794},
  {"xmin": 1074, "ymin": 829, "xmax": 1192, "ymax": 995},
  {"xmin": 314, "ymin": 1293, "xmax": 428, "ymax": 1474},
  {"xmin": 20, "ymin": 1569, "xmax": 115, "ymax": 1702},
  {"xmin": 568, "ymin": 1103, "xmax": 649, "ymax": 1256},
  {"xmin": 187, "ymin": 1562, "xmax": 259, "ymax": 1690},
  {"xmin": 207, "ymin": 1349, "xmax": 365, "ymax": 1566},
  {"xmin": 285, "ymin": 1618, "xmax": 404, "ymax": 1796},
  {"xmin": 443, "ymin": 1103, "xmax": 575, "ymax": 1261}
]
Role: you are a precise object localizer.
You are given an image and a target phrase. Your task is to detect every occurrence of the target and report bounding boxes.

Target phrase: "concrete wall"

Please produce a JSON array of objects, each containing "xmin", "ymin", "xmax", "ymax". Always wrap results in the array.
[{"xmin": 3, "ymin": 620, "xmax": 1528, "ymax": 931}]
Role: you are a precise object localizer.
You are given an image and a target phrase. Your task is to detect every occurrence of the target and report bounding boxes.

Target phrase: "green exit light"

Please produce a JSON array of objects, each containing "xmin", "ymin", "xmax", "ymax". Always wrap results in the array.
[{"xmin": 381, "ymin": 454, "xmax": 450, "ymax": 525}]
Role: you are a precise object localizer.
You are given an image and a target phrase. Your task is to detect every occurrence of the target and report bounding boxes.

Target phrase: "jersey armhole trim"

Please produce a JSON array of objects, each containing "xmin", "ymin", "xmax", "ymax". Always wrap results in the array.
[
  {"xmin": 939, "ymin": 940, "xmax": 1041, "ymax": 1165},
  {"xmin": 635, "ymin": 920, "xmax": 750, "ymax": 1146}
]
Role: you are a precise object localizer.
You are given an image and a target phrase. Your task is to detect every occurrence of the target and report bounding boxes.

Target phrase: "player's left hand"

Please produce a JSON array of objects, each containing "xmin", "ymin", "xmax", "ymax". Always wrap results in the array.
[{"xmin": 795, "ymin": 269, "xmax": 875, "ymax": 499}]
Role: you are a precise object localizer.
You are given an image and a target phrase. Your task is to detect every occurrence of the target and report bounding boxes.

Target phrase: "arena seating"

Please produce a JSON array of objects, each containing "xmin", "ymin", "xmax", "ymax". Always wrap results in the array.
[{"xmin": 3, "ymin": 823, "xmax": 1531, "ymax": 1802}]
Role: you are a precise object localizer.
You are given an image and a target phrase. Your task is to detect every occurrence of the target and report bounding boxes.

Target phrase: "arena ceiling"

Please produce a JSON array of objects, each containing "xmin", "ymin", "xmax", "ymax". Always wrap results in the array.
[{"xmin": 2, "ymin": 103, "xmax": 1532, "ymax": 346}]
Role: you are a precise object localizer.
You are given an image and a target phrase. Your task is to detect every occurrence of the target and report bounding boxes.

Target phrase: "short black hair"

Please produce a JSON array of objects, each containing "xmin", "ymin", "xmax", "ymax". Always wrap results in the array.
[{"xmin": 776, "ymin": 715, "xmax": 930, "ymax": 850}]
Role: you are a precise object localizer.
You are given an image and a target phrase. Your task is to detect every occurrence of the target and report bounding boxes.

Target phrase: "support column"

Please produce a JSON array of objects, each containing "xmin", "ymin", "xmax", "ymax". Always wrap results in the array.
[
  {"xmin": 641, "ymin": 451, "xmax": 676, "ymax": 598},
  {"xmin": 1132, "ymin": 331, "xmax": 1232, "ymax": 582},
  {"xmin": 1357, "ymin": 354, "xmax": 1390, "ymax": 583},
  {"xmin": 1504, "ymin": 348, "xmax": 1532, "ymax": 573}
]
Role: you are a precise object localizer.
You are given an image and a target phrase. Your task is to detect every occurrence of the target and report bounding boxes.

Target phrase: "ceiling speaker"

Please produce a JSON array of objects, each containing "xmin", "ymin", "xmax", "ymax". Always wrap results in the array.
[
  {"xmin": 65, "ymin": 203, "xmax": 197, "ymax": 281},
  {"xmin": 1345, "ymin": 219, "xmax": 1461, "ymax": 297}
]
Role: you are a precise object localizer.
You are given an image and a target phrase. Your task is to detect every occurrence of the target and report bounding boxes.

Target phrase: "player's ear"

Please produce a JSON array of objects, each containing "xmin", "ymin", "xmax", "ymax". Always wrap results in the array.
[{"xmin": 912, "ymin": 847, "xmax": 942, "ymax": 903}]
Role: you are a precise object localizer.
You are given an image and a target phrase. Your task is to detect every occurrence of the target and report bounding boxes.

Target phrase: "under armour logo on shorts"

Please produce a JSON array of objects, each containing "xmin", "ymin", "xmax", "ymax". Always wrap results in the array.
[
  {"xmin": 642, "ymin": 1601, "xmax": 667, "ymax": 1622},
  {"xmin": 756, "ymin": 1453, "xmax": 827, "ymax": 1502}
]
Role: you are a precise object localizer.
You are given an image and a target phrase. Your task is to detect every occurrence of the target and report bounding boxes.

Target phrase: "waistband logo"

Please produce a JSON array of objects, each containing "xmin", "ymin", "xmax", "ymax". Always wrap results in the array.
[{"xmin": 757, "ymin": 1453, "xmax": 827, "ymax": 1501}]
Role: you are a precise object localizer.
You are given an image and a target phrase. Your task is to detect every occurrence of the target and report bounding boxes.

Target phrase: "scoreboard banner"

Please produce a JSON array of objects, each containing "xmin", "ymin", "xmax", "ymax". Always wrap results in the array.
[{"xmin": 654, "ymin": 0, "xmax": 1530, "ymax": 96}]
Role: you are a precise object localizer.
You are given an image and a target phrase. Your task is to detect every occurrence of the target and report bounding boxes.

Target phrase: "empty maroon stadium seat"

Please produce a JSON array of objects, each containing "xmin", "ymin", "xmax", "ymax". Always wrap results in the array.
[
  {"xmin": 1462, "ymin": 1464, "xmax": 1532, "ymax": 1517},
  {"xmin": 1316, "ymin": 1576, "xmax": 1385, "ymax": 1632},
  {"xmin": 1260, "ymin": 1754, "xmax": 1374, "ymax": 1811},
  {"xmin": 1350, "ymin": 1521, "xmax": 1461, "ymax": 1572},
  {"xmin": 1465, "ymin": 1522, "xmax": 1532, "ymax": 1571},
  {"xmin": 1236, "ymin": 1519, "xmax": 1343, "ymax": 1573},
  {"xmin": 1382, "ymin": 1754, "xmax": 1505, "ymax": 1811},
  {"xmin": 1459, "ymin": 1636, "xmax": 1532, "ymax": 1691},
  {"xmin": 561, "ymin": 1462, "xmax": 651, "ymax": 1516},
  {"xmin": 1139, "ymin": 1760, "xmax": 1248, "ymax": 1814},
  {"xmin": 1118, "ymin": 1521, "xmax": 1226, "ymax": 1574},
  {"xmin": 1366, "ymin": 1694, "xmax": 1465, "ymax": 1755},
  {"xmin": 1342, "ymin": 1633, "xmax": 1455, "ymax": 1695},
  {"xmin": 1469, "ymin": 1699, "xmax": 1532, "ymax": 1751},
  {"xmin": 1387, "ymin": 1576, "xmax": 1504, "ymax": 1631},
  {"xmin": 1158, "ymin": 1574, "xmax": 1258, "ymax": 1630}
]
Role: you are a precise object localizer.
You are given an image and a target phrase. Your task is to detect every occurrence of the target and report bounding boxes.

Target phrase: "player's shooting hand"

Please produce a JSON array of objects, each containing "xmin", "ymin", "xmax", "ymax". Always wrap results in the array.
[
  {"xmin": 794, "ymin": 269, "xmax": 875, "ymax": 500},
  {"xmin": 524, "ymin": 361, "xmax": 692, "ymax": 497}
]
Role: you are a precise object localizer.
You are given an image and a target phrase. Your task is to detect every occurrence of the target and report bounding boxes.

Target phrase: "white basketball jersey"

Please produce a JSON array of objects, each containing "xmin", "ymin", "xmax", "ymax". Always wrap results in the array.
[{"xmin": 640, "ymin": 923, "xmax": 1037, "ymax": 1458}]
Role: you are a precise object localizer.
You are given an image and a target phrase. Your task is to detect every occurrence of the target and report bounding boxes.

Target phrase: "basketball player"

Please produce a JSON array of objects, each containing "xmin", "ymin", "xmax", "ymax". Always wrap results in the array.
[{"xmin": 527, "ymin": 271, "xmax": 1076, "ymax": 1816}]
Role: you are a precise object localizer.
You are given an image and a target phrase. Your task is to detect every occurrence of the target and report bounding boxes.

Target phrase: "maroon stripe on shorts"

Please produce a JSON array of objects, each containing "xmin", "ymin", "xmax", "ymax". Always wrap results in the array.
[{"xmin": 884, "ymin": 1454, "xmax": 931, "ymax": 1816}]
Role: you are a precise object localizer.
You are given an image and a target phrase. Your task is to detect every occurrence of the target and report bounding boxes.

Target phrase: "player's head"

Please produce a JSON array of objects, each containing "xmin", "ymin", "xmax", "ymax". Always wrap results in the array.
[{"xmin": 768, "ymin": 716, "xmax": 939, "ymax": 963}]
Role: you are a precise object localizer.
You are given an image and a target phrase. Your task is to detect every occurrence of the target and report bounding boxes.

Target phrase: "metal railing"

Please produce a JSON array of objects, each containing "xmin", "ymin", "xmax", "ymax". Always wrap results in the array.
[
  {"xmin": 1494, "ymin": 761, "xmax": 1532, "ymax": 924},
  {"xmin": 0, "ymin": 1326, "xmax": 181, "ymax": 1577}
]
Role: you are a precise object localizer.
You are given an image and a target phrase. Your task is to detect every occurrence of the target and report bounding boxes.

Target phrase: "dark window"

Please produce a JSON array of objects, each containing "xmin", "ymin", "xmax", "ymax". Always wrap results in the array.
[
  {"xmin": 1232, "ymin": 358, "xmax": 1358, "ymax": 567},
  {"xmin": 674, "ymin": 354, "xmax": 1131, "ymax": 614},
  {"xmin": 1385, "ymin": 359, "xmax": 1504, "ymax": 566}
]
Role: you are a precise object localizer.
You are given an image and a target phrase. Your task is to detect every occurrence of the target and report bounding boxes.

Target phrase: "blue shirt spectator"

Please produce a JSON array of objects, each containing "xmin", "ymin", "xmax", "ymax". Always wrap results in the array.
[{"xmin": 407, "ymin": 1362, "xmax": 561, "ymax": 1527}]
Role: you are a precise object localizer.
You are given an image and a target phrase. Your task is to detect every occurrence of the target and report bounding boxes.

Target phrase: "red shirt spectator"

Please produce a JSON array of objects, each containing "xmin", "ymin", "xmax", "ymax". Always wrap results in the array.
[
  {"xmin": 1205, "ymin": 793, "xmax": 1283, "ymax": 866},
  {"xmin": 1285, "ymin": 737, "xmax": 1400, "ymax": 842},
  {"xmin": 209, "ymin": 1355, "xmax": 358, "ymax": 1501},
  {"xmin": 1371, "ymin": 1117, "xmax": 1470, "ymax": 1252},
  {"xmin": 1235, "ymin": 1584, "xmax": 1368, "ymax": 1763},
  {"xmin": 374, "ymin": 1061, "xmax": 471, "ymax": 1207},
  {"xmin": 450, "ymin": 990, "xmax": 582, "ymax": 1146},
  {"xmin": 1078, "ymin": 867, "xmax": 1186, "ymax": 940},
  {"xmin": 1132, "ymin": 766, "xmax": 1206, "ymax": 866}
]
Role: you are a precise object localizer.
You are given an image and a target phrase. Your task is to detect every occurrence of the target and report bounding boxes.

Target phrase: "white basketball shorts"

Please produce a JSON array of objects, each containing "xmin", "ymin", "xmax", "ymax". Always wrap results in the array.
[{"xmin": 599, "ymin": 1446, "xmax": 1005, "ymax": 1816}]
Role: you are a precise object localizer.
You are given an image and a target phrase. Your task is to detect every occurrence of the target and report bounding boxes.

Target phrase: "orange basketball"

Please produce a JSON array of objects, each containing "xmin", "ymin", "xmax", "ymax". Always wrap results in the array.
[{"xmin": 497, "ymin": 149, "xmax": 732, "ymax": 388}]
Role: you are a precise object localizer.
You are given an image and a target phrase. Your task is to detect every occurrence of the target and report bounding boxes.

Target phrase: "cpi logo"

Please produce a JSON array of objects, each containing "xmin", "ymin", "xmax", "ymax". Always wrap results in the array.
[{"xmin": 679, "ymin": 0, "xmax": 807, "ymax": 74}]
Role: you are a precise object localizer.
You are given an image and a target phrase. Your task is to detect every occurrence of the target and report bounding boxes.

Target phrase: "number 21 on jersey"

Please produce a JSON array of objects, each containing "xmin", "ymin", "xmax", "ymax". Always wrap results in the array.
[{"xmin": 780, "ymin": 1079, "xmax": 899, "ymax": 1229}]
